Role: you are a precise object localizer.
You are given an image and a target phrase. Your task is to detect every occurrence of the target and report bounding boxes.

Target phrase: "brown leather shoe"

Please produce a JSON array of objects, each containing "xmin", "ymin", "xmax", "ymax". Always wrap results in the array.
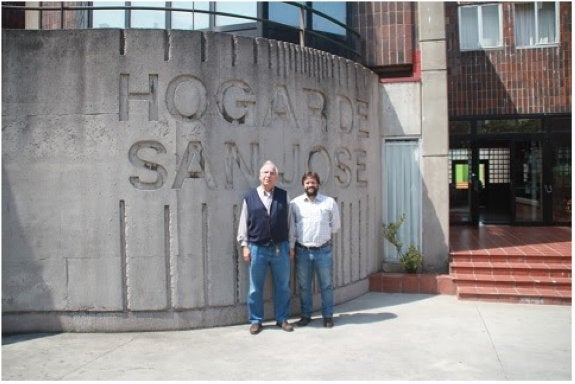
[
  {"xmin": 249, "ymin": 323, "xmax": 262, "ymax": 335},
  {"xmin": 276, "ymin": 321, "xmax": 294, "ymax": 332}
]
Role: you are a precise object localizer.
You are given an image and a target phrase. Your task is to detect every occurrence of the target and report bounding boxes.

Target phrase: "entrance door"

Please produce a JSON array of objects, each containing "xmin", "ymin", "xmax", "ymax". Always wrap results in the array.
[
  {"xmin": 449, "ymin": 141, "xmax": 473, "ymax": 224},
  {"xmin": 547, "ymin": 132, "xmax": 572, "ymax": 224},
  {"xmin": 477, "ymin": 142, "xmax": 512, "ymax": 224},
  {"xmin": 512, "ymin": 139, "xmax": 543, "ymax": 223},
  {"xmin": 449, "ymin": 116, "xmax": 571, "ymax": 226}
]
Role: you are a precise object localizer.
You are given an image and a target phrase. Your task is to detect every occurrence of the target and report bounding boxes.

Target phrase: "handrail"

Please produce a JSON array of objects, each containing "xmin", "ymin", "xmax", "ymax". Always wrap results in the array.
[{"xmin": 2, "ymin": 2, "xmax": 362, "ymax": 61}]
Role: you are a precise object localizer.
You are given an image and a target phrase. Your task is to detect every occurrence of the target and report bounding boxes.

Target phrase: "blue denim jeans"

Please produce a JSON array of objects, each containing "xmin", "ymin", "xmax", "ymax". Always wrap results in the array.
[
  {"xmin": 248, "ymin": 241, "xmax": 291, "ymax": 324},
  {"xmin": 296, "ymin": 245, "xmax": 334, "ymax": 319}
]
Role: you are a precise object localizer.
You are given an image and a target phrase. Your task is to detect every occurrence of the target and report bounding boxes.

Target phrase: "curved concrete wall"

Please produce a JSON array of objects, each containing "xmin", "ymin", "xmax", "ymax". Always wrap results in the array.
[{"xmin": 2, "ymin": 29, "xmax": 381, "ymax": 332}]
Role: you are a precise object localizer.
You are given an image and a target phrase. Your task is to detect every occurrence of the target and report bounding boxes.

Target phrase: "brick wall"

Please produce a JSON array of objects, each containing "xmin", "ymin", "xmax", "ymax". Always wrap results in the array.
[
  {"xmin": 446, "ymin": 2, "xmax": 572, "ymax": 117},
  {"xmin": 352, "ymin": 2, "xmax": 415, "ymax": 75}
]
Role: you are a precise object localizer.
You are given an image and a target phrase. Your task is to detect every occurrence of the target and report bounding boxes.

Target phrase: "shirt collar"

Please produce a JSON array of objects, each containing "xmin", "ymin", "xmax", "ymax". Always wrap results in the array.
[
  {"xmin": 258, "ymin": 185, "xmax": 274, "ymax": 197},
  {"xmin": 304, "ymin": 193, "xmax": 322, "ymax": 202}
]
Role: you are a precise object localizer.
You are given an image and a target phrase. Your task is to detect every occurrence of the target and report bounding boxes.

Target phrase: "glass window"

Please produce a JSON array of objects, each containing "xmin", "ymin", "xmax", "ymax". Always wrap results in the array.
[
  {"xmin": 92, "ymin": 1, "xmax": 126, "ymax": 28},
  {"xmin": 268, "ymin": 1, "xmax": 301, "ymax": 28},
  {"xmin": 171, "ymin": 1, "xmax": 209, "ymax": 30},
  {"xmin": 131, "ymin": 1, "xmax": 165, "ymax": 29},
  {"xmin": 215, "ymin": 2, "xmax": 256, "ymax": 27},
  {"xmin": 312, "ymin": 2, "xmax": 346, "ymax": 35},
  {"xmin": 515, "ymin": 2, "xmax": 558, "ymax": 47},
  {"xmin": 458, "ymin": 4, "xmax": 502, "ymax": 50}
]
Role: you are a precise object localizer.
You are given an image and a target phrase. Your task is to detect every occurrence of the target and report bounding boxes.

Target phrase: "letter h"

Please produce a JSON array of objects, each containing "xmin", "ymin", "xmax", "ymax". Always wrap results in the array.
[{"xmin": 119, "ymin": 74, "xmax": 159, "ymax": 121}]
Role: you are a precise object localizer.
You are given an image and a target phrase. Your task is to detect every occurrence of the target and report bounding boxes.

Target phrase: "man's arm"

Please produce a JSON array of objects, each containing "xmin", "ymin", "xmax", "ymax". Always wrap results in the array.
[
  {"xmin": 331, "ymin": 197, "xmax": 341, "ymax": 234},
  {"xmin": 237, "ymin": 200, "xmax": 251, "ymax": 262},
  {"xmin": 289, "ymin": 200, "xmax": 297, "ymax": 258}
]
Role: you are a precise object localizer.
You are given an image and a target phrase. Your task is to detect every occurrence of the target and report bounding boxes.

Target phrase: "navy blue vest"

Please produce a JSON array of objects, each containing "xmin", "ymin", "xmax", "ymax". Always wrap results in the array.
[{"xmin": 245, "ymin": 187, "xmax": 289, "ymax": 245}]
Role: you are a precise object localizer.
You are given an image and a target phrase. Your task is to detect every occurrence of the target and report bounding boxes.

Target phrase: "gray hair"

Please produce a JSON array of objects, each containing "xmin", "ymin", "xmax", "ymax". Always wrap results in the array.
[{"xmin": 259, "ymin": 160, "xmax": 279, "ymax": 175}]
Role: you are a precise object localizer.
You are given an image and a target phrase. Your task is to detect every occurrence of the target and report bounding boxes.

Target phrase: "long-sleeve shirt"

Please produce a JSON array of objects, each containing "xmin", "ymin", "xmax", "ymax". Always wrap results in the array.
[
  {"xmin": 289, "ymin": 193, "xmax": 340, "ymax": 248},
  {"xmin": 237, "ymin": 186, "xmax": 292, "ymax": 247}
]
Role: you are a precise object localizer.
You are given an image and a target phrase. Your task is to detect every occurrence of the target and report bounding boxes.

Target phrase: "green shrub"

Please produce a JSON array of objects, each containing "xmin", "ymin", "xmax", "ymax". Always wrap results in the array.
[{"xmin": 382, "ymin": 214, "xmax": 423, "ymax": 273}]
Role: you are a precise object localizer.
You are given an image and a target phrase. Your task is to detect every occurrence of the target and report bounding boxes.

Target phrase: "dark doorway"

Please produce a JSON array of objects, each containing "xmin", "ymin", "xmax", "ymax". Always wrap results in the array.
[{"xmin": 449, "ymin": 115, "xmax": 571, "ymax": 226}]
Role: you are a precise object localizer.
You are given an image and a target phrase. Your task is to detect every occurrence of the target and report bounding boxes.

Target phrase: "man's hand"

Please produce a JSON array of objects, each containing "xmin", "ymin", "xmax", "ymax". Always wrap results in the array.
[
  {"xmin": 289, "ymin": 248, "xmax": 295, "ymax": 260},
  {"xmin": 243, "ymin": 246, "xmax": 251, "ymax": 263}
]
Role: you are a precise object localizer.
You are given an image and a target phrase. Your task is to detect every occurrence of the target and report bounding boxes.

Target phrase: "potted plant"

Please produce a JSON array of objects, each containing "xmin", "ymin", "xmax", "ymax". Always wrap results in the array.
[{"xmin": 382, "ymin": 214, "xmax": 423, "ymax": 273}]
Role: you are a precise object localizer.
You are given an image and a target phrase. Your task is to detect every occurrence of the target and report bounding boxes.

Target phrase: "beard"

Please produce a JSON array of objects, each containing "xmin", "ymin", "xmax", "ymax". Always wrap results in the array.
[{"xmin": 305, "ymin": 187, "xmax": 318, "ymax": 197}]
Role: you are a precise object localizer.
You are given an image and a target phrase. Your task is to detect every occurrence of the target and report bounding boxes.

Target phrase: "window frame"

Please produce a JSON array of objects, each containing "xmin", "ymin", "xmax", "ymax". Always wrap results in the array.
[
  {"xmin": 458, "ymin": 3, "xmax": 503, "ymax": 52},
  {"xmin": 514, "ymin": 1, "xmax": 560, "ymax": 49}
]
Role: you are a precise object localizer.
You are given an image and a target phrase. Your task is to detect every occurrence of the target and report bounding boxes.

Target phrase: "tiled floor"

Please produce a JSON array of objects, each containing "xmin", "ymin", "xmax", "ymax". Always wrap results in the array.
[{"xmin": 449, "ymin": 225, "xmax": 572, "ymax": 257}]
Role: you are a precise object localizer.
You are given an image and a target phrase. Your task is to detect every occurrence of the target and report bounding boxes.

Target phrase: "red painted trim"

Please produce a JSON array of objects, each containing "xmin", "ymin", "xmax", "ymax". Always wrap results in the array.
[{"xmin": 379, "ymin": 50, "xmax": 421, "ymax": 84}]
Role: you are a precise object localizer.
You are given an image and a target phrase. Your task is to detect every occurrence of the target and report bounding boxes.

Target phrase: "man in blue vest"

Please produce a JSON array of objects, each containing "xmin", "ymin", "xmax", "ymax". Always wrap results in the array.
[{"xmin": 237, "ymin": 160, "xmax": 294, "ymax": 335}]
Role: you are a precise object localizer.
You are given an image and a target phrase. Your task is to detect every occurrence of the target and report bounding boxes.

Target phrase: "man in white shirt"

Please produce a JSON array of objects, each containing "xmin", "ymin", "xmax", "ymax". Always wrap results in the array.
[{"xmin": 289, "ymin": 171, "xmax": 341, "ymax": 328}]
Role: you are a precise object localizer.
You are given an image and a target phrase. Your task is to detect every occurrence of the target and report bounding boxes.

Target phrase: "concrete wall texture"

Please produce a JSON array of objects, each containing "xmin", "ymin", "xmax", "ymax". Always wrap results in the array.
[{"xmin": 2, "ymin": 29, "xmax": 382, "ymax": 332}]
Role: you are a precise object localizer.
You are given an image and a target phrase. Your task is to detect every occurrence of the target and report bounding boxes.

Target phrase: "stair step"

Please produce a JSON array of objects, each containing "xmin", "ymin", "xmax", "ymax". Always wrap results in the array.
[
  {"xmin": 452, "ymin": 273, "xmax": 572, "ymax": 288},
  {"xmin": 450, "ymin": 253, "xmax": 571, "ymax": 264},
  {"xmin": 458, "ymin": 286, "xmax": 572, "ymax": 305},
  {"xmin": 450, "ymin": 261, "xmax": 572, "ymax": 277}
]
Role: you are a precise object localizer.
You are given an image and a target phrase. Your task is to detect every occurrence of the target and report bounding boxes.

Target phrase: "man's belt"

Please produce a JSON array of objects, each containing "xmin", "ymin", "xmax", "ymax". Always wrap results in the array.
[{"xmin": 295, "ymin": 241, "xmax": 331, "ymax": 250}]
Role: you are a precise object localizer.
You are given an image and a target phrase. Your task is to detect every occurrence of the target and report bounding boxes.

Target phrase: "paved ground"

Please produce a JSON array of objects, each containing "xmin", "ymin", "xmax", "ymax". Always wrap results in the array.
[{"xmin": 2, "ymin": 292, "xmax": 572, "ymax": 381}]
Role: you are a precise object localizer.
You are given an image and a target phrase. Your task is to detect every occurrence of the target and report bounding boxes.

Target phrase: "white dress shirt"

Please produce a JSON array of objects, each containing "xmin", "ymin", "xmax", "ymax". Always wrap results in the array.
[{"xmin": 289, "ymin": 193, "xmax": 340, "ymax": 248}]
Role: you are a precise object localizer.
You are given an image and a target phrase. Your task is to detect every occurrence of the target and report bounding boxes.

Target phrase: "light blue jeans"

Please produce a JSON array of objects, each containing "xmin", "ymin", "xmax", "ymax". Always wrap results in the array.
[
  {"xmin": 296, "ymin": 245, "xmax": 334, "ymax": 319},
  {"xmin": 248, "ymin": 241, "xmax": 291, "ymax": 324}
]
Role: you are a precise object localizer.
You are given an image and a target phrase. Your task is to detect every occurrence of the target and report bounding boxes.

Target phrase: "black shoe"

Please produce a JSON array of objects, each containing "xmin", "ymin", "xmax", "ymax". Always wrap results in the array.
[
  {"xmin": 323, "ymin": 318, "xmax": 334, "ymax": 328},
  {"xmin": 296, "ymin": 317, "xmax": 311, "ymax": 326},
  {"xmin": 276, "ymin": 321, "xmax": 294, "ymax": 332},
  {"xmin": 249, "ymin": 323, "xmax": 262, "ymax": 335}
]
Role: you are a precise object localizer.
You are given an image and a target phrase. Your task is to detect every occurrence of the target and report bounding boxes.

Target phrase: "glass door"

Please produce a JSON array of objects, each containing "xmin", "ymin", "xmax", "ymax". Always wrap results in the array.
[
  {"xmin": 549, "ymin": 133, "xmax": 571, "ymax": 224},
  {"xmin": 478, "ymin": 143, "xmax": 512, "ymax": 224},
  {"xmin": 512, "ymin": 140, "xmax": 543, "ymax": 223},
  {"xmin": 449, "ymin": 142, "xmax": 473, "ymax": 224}
]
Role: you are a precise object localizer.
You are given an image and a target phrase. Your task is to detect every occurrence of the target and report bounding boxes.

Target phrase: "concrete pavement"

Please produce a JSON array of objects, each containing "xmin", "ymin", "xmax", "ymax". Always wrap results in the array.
[{"xmin": 2, "ymin": 292, "xmax": 572, "ymax": 381}]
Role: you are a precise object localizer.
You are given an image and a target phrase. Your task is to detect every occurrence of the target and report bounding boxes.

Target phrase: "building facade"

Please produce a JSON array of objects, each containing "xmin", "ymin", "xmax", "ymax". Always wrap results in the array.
[
  {"xmin": 2, "ymin": 2, "xmax": 570, "ymax": 333},
  {"xmin": 445, "ymin": 2, "xmax": 571, "ymax": 226}
]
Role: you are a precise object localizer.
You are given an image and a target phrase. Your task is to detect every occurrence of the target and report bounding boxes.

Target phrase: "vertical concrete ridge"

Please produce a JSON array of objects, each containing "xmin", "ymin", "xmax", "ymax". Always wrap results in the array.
[
  {"xmin": 120, "ymin": 30, "xmax": 126, "ymax": 56},
  {"xmin": 348, "ymin": 200, "xmax": 354, "ymax": 281},
  {"xmin": 277, "ymin": 41, "xmax": 285, "ymax": 78},
  {"xmin": 200, "ymin": 32, "xmax": 207, "ymax": 62},
  {"xmin": 119, "ymin": 200, "xmax": 128, "ymax": 312},
  {"xmin": 232, "ymin": 35, "xmax": 238, "ymax": 67},
  {"xmin": 163, "ymin": 204, "xmax": 172, "ymax": 309},
  {"xmin": 338, "ymin": 200, "xmax": 345, "ymax": 285},
  {"xmin": 269, "ymin": 39, "xmax": 279, "ymax": 76},
  {"xmin": 163, "ymin": 30, "xmax": 170, "ymax": 62},
  {"xmin": 288, "ymin": 43, "xmax": 295, "ymax": 74},
  {"xmin": 254, "ymin": 37, "xmax": 270, "ymax": 70},
  {"xmin": 358, "ymin": 198, "xmax": 363, "ymax": 278},
  {"xmin": 202, "ymin": 203, "xmax": 208, "ymax": 306},
  {"xmin": 232, "ymin": 204, "xmax": 240, "ymax": 304}
]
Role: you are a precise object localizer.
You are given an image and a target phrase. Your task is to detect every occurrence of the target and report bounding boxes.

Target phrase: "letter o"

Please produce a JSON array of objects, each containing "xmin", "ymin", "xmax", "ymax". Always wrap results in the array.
[{"xmin": 166, "ymin": 75, "xmax": 207, "ymax": 121}]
